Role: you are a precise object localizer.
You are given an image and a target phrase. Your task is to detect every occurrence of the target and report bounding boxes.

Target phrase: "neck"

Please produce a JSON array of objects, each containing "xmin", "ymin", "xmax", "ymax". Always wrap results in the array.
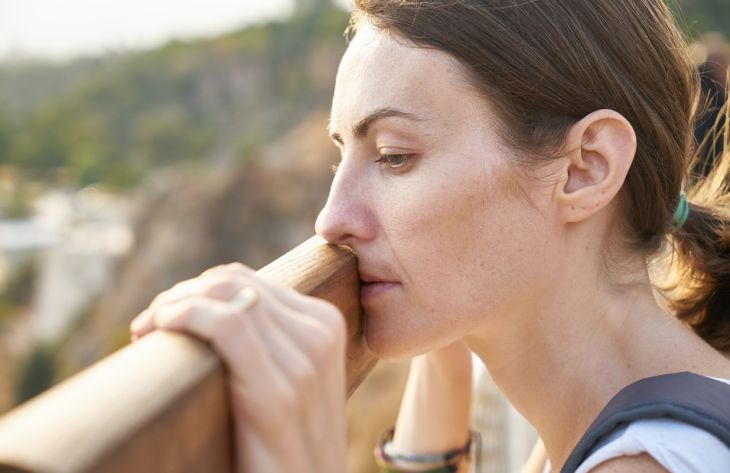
[{"xmin": 464, "ymin": 241, "xmax": 723, "ymax": 470}]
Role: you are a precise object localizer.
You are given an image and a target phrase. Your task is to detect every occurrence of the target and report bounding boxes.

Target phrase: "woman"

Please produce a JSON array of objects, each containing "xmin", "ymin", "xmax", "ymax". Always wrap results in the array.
[{"xmin": 129, "ymin": 1, "xmax": 730, "ymax": 472}]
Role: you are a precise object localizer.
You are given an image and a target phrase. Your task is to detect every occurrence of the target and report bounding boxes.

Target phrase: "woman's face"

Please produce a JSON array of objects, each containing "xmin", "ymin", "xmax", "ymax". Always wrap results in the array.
[{"xmin": 316, "ymin": 22, "xmax": 560, "ymax": 359}]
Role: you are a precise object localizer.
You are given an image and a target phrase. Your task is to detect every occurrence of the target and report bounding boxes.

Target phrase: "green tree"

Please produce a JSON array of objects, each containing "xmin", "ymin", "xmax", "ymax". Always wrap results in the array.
[
  {"xmin": 0, "ymin": 2, "xmax": 350, "ymax": 188},
  {"xmin": 675, "ymin": 0, "xmax": 730, "ymax": 37},
  {"xmin": 0, "ymin": 108, "xmax": 13, "ymax": 164}
]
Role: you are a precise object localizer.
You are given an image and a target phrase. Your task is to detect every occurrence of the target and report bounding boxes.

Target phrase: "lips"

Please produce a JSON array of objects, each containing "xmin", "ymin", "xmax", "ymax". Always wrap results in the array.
[{"xmin": 358, "ymin": 268, "xmax": 401, "ymax": 301}]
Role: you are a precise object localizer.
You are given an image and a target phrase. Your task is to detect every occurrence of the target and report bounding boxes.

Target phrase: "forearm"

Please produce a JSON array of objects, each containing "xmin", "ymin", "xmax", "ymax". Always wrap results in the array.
[{"xmin": 390, "ymin": 341, "xmax": 474, "ymax": 458}]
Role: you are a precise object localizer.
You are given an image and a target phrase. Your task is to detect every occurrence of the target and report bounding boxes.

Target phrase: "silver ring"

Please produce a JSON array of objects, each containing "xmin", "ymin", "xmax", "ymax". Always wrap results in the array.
[{"xmin": 229, "ymin": 286, "xmax": 259, "ymax": 312}]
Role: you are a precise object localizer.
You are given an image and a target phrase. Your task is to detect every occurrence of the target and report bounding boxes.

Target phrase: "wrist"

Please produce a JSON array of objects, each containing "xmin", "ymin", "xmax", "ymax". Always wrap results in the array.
[{"xmin": 375, "ymin": 426, "xmax": 480, "ymax": 473}]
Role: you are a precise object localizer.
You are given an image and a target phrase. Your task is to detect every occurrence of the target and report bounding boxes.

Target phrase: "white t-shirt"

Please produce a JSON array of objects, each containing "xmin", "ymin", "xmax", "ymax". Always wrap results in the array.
[{"xmin": 544, "ymin": 377, "xmax": 730, "ymax": 473}]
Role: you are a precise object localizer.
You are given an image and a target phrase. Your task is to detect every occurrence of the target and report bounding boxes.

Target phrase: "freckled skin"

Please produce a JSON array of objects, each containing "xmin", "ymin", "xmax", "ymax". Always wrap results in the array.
[
  {"xmin": 316, "ymin": 24, "xmax": 561, "ymax": 359},
  {"xmin": 315, "ymin": 23, "xmax": 730, "ymax": 473}
]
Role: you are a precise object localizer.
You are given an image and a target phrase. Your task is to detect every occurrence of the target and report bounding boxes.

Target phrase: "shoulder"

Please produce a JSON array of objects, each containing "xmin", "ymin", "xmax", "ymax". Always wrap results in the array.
[
  {"xmin": 577, "ymin": 418, "xmax": 730, "ymax": 473},
  {"xmin": 587, "ymin": 453, "xmax": 666, "ymax": 472}
]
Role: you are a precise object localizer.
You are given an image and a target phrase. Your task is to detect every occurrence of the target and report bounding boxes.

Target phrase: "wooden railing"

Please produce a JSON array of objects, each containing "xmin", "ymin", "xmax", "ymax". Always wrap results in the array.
[{"xmin": 0, "ymin": 236, "xmax": 378, "ymax": 473}]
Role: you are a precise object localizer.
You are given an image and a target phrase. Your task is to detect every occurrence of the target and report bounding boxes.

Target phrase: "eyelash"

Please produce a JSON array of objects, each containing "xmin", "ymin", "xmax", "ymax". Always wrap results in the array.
[
  {"xmin": 376, "ymin": 154, "xmax": 413, "ymax": 171},
  {"xmin": 330, "ymin": 154, "xmax": 414, "ymax": 175}
]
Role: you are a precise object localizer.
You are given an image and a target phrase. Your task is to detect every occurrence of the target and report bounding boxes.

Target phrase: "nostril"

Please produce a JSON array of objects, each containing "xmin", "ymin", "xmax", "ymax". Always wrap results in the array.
[
  {"xmin": 317, "ymin": 226, "xmax": 350, "ymax": 246},
  {"xmin": 332, "ymin": 233, "xmax": 356, "ymax": 247}
]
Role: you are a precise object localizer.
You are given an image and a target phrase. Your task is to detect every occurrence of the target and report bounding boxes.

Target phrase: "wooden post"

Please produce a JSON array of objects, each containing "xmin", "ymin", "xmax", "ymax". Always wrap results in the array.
[{"xmin": 0, "ymin": 236, "xmax": 377, "ymax": 473}]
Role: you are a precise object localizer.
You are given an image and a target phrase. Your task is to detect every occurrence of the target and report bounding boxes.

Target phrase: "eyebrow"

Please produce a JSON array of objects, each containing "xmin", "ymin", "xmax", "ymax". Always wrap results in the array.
[{"xmin": 328, "ymin": 107, "xmax": 425, "ymax": 144}]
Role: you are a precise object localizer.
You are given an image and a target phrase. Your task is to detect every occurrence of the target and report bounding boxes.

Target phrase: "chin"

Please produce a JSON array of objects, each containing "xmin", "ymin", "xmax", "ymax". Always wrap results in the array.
[
  {"xmin": 363, "ymin": 316, "xmax": 433, "ymax": 361},
  {"xmin": 364, "ymin": 333, "xmax": 410, "ymax": 361}
]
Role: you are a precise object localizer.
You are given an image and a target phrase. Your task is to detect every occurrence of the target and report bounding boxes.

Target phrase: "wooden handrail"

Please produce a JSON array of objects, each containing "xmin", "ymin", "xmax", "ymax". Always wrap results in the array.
[{"xmin": 0, "ymin": 236, "xmax": 377, "ymax": 473}]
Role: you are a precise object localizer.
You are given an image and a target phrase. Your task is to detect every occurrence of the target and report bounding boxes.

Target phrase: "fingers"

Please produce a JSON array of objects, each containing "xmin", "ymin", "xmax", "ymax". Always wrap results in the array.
[
  {"xmin": 237, "ymin": 294, "xmax": 344, "ymax": 466},
  {"xmin": 131, "ymin": 263, "xmax": 261, "ymax": 339},
  {"xmin": 147, "ymin": 273, "xmax": 242, "ymax": 310},
  {"xmin": 136, "ymin": 262, "xmax": 345, "ymax": 341},
  {"xmin": 128, "ymin": 260, "xmax": 347, "ymax": 401},
  {"xmin": 136, "ymin": 294, "xmax": 297, "ymax": 421},
  {"xmin": 147, "ymin": 263, "xmax": 259, "ymax": 311},
  {"xmin": 202, "ymin": 263, "xmax": 331, "ymax": 315},
  {"xmin": 149, "ymin": 297, "xmax": 236, "ymax": 341},
  {"xmin": 131, "ymin": 281, "xmax": 335, "ymax": 389},
  {"xmin": 139, "ymin": 288, "xmax": 326, "ymax": 449},
  {"xmin": 127, "ymin": 263, "xmax": 349, "ymax": 471}
]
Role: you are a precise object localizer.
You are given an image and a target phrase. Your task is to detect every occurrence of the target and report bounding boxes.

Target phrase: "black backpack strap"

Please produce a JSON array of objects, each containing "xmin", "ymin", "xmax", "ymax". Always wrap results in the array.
[{"xmin": 561, "ymin": 371, "xmax": 730, "ymax": 473}]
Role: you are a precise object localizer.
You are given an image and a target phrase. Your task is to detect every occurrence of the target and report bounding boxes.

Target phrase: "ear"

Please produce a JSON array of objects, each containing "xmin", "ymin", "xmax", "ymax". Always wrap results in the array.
[{"xmin": 556, "ymin": 109, "xmax": 637, "ymax": 224}]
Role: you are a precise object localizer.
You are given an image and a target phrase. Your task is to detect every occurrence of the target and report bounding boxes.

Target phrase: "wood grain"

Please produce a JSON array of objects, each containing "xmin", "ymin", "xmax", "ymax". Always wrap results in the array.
[{"xmin": 0, "ymin": 236, "xmax": 377, "ymax": 473}]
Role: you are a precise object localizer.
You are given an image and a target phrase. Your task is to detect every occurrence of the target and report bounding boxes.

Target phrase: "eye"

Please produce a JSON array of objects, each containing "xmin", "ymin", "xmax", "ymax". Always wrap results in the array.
[{"xmin": 375, "ymin": 154, "xmax": 413, "ymax": 171}]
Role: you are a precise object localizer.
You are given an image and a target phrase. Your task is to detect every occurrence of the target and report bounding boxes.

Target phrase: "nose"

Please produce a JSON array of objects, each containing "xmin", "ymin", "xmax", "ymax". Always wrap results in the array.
[{"xmin": 315, "ymin": 165, "xmax": 375, "ymax": 247}]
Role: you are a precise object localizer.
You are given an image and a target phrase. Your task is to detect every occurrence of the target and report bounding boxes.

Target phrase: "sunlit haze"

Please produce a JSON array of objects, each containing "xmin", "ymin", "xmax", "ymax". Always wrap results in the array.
[{"xmin": 0, "ymin": 0, "xmax": 330, "ymax": 62}]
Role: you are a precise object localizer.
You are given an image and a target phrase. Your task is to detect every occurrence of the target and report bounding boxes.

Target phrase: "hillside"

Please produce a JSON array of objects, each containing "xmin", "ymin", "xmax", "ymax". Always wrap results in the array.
[
  {"xmin": 0, "ymin": 1, "xmax": 727, "ymax": 194},
  {"xmin": 0, "ymin": 4, "xmax": 348, "ymax": 191},
  {"xmin": 54, "ymin": 111, "xmax": 338, "ymax": 375},
  {"xmin": 0, "ymin": 1, "xmax": 351, "ymax": 414}
]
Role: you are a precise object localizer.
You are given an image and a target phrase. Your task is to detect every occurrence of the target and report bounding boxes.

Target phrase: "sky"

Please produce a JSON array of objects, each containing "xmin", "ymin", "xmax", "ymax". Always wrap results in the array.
[{"xmin": 0, "ymin": 0, "xmax": 345, "ymax": 62}]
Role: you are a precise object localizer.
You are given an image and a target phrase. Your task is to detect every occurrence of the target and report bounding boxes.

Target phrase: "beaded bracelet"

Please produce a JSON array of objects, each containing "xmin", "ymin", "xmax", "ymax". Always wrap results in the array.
[{"xmin": 373, "ymin": 426, "xmax": 481, "ymax": 473}]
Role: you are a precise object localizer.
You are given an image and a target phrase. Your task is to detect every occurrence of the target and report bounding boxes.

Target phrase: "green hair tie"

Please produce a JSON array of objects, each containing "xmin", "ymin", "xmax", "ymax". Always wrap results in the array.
[{"xmin": 672, "ymin": 191, "xmax": 689, "ymax": 229}]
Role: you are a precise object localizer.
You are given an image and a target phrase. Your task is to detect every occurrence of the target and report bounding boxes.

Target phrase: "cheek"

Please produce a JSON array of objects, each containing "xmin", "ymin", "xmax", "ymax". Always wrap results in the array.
[
  {"xmin": 365, "ymin": 154, "xmax": 553, "ymax": 359},
  {"xmin": 364, "ymin": 170, "xmax": 513, "ymax": 358},
  {"xmin": 386, "ymin": 160, "xmax": 524, "ymax": 316}
]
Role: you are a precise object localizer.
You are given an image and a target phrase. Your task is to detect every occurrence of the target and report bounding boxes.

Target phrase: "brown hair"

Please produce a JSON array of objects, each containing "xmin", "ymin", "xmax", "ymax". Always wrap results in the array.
[{"xmin": 348, "ymin": 0, "xmax": 730, "ymax": 351}]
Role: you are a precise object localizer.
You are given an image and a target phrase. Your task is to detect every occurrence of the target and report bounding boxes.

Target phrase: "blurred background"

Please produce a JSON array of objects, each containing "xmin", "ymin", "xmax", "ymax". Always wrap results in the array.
[{"xmin": 0, "ymin": 1, "xmax": 727, "ymax": 472}]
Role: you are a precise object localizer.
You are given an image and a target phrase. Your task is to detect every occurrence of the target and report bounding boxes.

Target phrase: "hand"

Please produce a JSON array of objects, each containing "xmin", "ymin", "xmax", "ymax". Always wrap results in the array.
[{"xmin": 129, "ymin": 263, "xmax": 348, "ymax": 473}]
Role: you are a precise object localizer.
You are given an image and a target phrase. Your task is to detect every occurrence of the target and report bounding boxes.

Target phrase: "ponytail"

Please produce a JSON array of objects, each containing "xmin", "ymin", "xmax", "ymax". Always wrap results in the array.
[{"xmin": 665, "ymin": 98, "xmax": 730, "ymax": 352}]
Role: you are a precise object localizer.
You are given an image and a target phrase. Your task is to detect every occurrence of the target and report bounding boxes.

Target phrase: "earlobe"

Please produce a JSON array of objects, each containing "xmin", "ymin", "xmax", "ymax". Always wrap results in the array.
[{"xmin": 557, "ymin": 109, "xmax": 637, "ymax": 224}]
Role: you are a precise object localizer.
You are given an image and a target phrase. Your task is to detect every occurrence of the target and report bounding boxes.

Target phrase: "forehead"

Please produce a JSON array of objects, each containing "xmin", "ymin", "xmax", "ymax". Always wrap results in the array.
[{"xmin": 330, "ymin": 22, "xmax": 476, "ymax": 128}]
